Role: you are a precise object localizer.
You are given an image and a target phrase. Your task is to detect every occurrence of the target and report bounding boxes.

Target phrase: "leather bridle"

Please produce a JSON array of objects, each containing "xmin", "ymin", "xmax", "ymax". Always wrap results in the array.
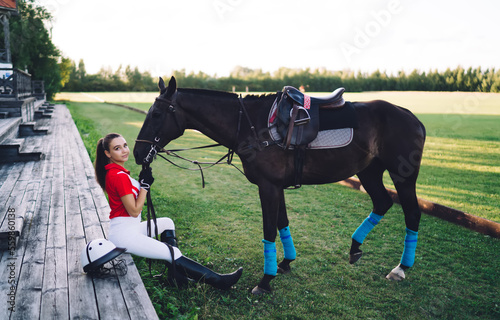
[
  {"xmin": 135, "ymin": 95, "xmax": 184, "ymax": 162},
  {"xmin": 134, "ymin": 93, "xmax": 269, "ymax": 187}
]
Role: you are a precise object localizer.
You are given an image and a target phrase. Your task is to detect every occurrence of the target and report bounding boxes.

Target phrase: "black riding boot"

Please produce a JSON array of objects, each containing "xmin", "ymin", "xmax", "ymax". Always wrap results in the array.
[
  {"xmin": 160, "ymin": 229, "xmax": 178, "ymax": 247},
  {"xmin": 174, "ymin": 256, "xmax": 243, "ymax": 290},
  {"xmin": 165, "ymin": 263, "xmax": 190, "ymax": 288}
]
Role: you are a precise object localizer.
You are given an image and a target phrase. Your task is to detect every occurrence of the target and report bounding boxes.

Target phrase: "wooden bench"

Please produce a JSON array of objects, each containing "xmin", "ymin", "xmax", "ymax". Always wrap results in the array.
[
  {"xmin": 0, "ymin": 104, "xmax": 158, "ymax": 319},
  {"xmin": 0, "ymin": 115, "xmax": 47, "ymax": 163},
  {"xmin": 0, "ymin": 117, "xmax": 21, "ymax": 142}
]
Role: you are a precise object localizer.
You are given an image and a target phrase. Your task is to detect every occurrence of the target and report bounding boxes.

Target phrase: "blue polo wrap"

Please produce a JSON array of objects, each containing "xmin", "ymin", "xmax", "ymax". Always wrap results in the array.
[
  {"xmin": 279, "ymin": 227, "xmax": 296, "ymax": 260},
  {"xmin": 352, "ymin": 212, "xmax": 383, "ymax": 244},
  {"xmin": 400, "ymin": 228, "xmax": 418, "ymax": 267},
  {"xmin": 262, "ymin": 239, "xmax": 277, "ymax": 276}
]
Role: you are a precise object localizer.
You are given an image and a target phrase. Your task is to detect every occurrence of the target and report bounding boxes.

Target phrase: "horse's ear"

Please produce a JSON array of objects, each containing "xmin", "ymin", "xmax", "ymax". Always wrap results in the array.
[
  {"xmin": 158, "ymin": 77, "xmax": 166, "ymax": 93},
  {"xmin": 166, "ymin": 76, "xmax": 177, "ymax": 97}
]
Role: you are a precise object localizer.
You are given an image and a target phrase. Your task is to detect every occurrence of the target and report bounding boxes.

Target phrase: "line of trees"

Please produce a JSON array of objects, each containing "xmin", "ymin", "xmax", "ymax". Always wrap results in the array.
[
  {"xmin": 62, "ymin": 60, "xmax": 156, "ymax": 92},
  {"xmin": 63, "ymin": 63, "xmax": 500, "ymax": 93}
]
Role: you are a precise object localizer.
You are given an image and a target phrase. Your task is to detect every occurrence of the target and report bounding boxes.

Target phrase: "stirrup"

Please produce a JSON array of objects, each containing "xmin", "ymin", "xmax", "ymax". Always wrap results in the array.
[{"xmin": 289, "ymin": 106, "xmax": 311, "ymax": 126}]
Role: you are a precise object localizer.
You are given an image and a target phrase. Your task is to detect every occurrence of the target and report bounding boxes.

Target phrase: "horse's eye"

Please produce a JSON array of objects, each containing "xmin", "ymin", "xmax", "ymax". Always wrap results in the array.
[{"xmin": 152, "ymin": 109, "xmax": 163, "ymax": 119}]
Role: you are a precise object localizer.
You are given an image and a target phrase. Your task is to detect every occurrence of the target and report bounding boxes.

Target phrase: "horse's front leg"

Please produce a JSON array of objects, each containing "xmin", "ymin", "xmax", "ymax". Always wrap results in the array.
[
  {"xmin": 277, "ymin": 189, "xmax": 296, "ymax": 274},
  {"xmin": 251, "ymin": 182, "xmax": 281, "ymax": 295}
]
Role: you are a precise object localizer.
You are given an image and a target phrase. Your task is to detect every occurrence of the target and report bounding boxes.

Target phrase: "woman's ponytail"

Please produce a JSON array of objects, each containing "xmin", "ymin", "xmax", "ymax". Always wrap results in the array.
[{"xmin": 94, "ymin": 133, "xmax": 122, "ymax": 190}]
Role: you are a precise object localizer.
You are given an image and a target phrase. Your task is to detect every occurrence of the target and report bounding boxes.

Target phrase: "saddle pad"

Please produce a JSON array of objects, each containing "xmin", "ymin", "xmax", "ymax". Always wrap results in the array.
[
  {"xmin": 268, "ymin": 101, "xmax": 354, "ymax": 149},
  {"xmin": 308, "ymin": 128, "xmax": 353, "ymax": 149}
]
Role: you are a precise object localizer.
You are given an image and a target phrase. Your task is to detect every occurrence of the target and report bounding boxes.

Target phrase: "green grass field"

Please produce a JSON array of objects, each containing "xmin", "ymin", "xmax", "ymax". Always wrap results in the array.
[{"xmin": 58, "ymin": 91, "xmax": 500, "ymax": 319}]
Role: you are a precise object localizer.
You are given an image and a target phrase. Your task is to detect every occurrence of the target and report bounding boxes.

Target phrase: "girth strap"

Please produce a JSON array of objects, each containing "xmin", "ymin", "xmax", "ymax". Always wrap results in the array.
[
  {"xmin": 285, "ymin": 105, "xmax": 300, "ymax": 150},
  {"xmin": 292, "ymin": 147, "xmax": 306, "ymax": 189}
]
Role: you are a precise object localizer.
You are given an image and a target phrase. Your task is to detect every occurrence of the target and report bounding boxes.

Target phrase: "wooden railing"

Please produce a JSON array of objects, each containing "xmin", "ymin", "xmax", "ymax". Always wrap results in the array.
[
  {"xmin": 0, "ymin": 68, "xmax": 33, "ymax": 100},
  {"xmin": 32, "ymin": 80, "xmax": 45, "ymax": 94}
]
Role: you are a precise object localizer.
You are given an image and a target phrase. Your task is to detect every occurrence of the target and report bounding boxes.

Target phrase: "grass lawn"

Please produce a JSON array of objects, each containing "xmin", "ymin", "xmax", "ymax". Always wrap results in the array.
[{"xmin": 61, "ymin": 93, "xmax": 500, "ymax": 319}]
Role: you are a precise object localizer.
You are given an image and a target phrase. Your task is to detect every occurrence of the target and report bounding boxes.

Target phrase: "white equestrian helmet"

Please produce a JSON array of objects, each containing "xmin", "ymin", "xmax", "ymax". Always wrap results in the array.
[{"xmin": 81, "ymin": 239, "xmax": 126, "ymax": 273}]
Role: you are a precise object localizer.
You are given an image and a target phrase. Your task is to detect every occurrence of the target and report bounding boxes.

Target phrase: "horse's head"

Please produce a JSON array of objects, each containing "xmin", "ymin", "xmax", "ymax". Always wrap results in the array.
[{"xmin": 134, "ymin": 76, "xmax": 185, "ymax": 165}]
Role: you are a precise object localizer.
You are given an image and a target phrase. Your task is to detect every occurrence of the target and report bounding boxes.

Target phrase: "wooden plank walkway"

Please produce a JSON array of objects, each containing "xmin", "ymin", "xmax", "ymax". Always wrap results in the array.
[{"xmin": 0, "ymin": 104, "xmax": 158, "ymax": 319}]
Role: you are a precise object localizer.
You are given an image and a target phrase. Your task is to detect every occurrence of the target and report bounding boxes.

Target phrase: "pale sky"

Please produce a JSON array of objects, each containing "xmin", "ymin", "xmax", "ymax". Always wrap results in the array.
[{"xmin": 38, "ymin": 0, "xmax": 500, "ymax": 77}]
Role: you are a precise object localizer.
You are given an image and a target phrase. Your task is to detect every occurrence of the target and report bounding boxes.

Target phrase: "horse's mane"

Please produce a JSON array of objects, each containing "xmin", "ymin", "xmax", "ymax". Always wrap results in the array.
[
  {"xmin": 178, "ymin": 88, "xmax": 238, "ymax": 99},
  {"xmin": 244, "ymin": 93, "xmax": 277, "ymax": 101},
  {"xmin": 178, "ymin": 88, "xmax": 276, "ymax": 102}
]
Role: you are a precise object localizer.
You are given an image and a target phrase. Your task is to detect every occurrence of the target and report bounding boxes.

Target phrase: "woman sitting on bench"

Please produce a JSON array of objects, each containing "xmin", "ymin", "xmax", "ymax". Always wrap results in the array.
[{"xmin": 94, "ymin": 133, "xmax": 242, "ymax": 290}]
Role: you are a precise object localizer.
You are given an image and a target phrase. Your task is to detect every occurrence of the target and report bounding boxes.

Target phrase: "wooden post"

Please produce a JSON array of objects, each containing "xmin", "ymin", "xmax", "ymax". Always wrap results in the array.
[{"xmin": 0, "ymin": 13, "xmax": 11, "ymax": 64}]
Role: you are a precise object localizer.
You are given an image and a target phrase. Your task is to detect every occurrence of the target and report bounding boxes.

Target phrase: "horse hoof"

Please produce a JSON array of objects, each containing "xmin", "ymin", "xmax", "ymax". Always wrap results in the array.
[
  {"xmin": 277, "ymin": 266, "xmax": 291, "ymax": 274},
  {"xmin": 386, "ymin": 265, "xmax": 405, "ymax": 281},
  {"xmin": 349, "ymin": 251, "xmax": 363, "ymax": 264},
  {"xmin": 277, "ymin": 258, "xmax": 294, "ymax": 274},
  {"xmin": 251, "ymin": 285, "xmax": 272, "ymax": 295}
]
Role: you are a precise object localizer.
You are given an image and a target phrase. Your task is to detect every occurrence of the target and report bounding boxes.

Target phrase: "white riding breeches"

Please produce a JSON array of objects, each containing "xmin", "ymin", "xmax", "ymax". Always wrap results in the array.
[{"xmin": 109, "ymin": 215, "xmax": 182, "ymax": 263}]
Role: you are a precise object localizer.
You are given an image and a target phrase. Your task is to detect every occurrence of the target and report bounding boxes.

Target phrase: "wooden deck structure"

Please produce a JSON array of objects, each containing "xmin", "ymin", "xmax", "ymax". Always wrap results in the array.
[{"xmin": 0, "ymin": 104, "xmax": 158, "ymax": 319}]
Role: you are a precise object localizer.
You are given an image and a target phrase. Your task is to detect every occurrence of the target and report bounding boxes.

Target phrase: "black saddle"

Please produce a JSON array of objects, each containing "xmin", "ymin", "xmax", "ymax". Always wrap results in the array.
[
  {"xmin": 271, "ymin": 86, "xmax": 356, "ymax": 188},
  {"xmin": 275, "ymin": 86, "xmax": 346, "ymax": 149},
  {"xmin": 284, "ymin": 86, "xmax": 346, "ymax": 109}
]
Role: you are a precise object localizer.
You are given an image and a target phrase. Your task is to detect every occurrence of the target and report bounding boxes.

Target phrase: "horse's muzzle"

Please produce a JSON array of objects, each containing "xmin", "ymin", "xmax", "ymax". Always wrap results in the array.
[
  {"xmin": 141, "ymin": 144, "xmax": 157, "ymax": 164},
  {"xmin": 133, "ymin": 150, "xmax": 144, "ymax": 165}
]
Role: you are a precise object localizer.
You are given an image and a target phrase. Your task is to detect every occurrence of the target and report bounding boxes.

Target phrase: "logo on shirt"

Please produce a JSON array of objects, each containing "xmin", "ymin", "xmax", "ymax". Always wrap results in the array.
[{"xmin": 118, "ymin": 171, "xmax": 140, "ymax": 198}]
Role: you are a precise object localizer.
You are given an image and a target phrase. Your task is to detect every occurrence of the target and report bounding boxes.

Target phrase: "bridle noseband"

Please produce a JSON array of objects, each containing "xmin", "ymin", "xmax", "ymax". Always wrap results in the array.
[{"xmin": 134, "ymin": 137, "xmax": 163, "ymax": 164}]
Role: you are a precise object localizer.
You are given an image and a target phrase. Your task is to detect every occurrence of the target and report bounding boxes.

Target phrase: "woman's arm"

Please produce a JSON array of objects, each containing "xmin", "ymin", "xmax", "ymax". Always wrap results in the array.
[{"xmin": 120, "ymin": 189, "xmax": 148, "ymax": 218}]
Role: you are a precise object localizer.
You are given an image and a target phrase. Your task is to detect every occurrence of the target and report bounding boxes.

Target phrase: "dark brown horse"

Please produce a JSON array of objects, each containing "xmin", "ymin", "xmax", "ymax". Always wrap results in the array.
[{"xmin": 134, "ymin": 77, "xmax": 426, "ymax": 294}]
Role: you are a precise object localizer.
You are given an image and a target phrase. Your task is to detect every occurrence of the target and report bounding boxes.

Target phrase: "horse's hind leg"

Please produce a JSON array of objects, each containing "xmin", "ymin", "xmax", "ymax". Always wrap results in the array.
[
  {"xmin": 384, "ymin": 169, "xmax": 421, "ymax": 280},
  {"xmin": 381, "ymin": 110, "xmax": 425, "ymax": 280},
  {"xmin": 350, "ymin": 159, "xmax": 394, "ymax": 264}
]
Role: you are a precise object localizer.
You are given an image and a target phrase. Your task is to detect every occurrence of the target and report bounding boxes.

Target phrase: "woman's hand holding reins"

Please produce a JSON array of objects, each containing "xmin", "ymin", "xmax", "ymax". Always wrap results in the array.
[
  {"xmin": 139, "ymin": 166, "xmax": 155, "ymax": 191},
  {"xmin": 121, "ymin": 167, "xmax": 152, "ymax": 218}
]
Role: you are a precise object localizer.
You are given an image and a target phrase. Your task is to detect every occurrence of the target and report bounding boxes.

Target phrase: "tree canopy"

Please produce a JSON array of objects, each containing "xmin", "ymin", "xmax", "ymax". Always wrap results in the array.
[{"xmin": 9, "ymin": 0, "xmax": 65, "ymax": 99}]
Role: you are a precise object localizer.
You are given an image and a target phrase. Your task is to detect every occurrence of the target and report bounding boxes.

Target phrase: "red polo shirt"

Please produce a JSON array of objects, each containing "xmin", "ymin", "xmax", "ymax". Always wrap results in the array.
[{"xmin": 105, "ymin": 163, "xmax": 141, "ymax": 219}]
